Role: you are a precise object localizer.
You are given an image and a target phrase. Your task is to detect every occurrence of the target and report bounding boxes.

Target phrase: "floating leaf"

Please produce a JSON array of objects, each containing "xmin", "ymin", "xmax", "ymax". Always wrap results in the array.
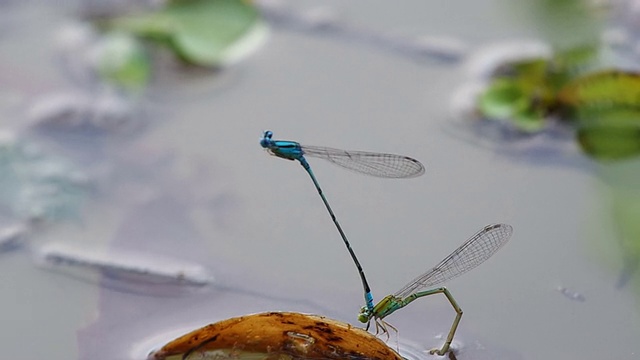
[
  {"xmin": 478, "ymin": 78, "xmax": 527, "ymax": 120},
  {"xmin": 555, "ymin": 70, "xmax": 640, "ymax": 160},
  {"xmin": 557, "ymin": 70, "xmax": 640, "ymax": 111},
  {"xmin": 478, "ymin": 77, "xmax": 551, "ymax": 132},
  {"xmin": 106, "ymin": 0, "xmax": 265, "ymax": 66},
  {"xmin": 578, "ymin": 124, "xmax": 640, "ymax": 160},
  {"xmin": 512, "ymin": 105, "xmax": 547, "ymax": 132},
  {"xmin": 95, "ymin": 32, "xmax": 150, "ymax": 91},
  {"xmin": 508, "ymin": 59, "xmax": 549, "ymax": 83},
  {"xmin": 149, "ymin": 312, "xmax": 403, "ymax": 360}
]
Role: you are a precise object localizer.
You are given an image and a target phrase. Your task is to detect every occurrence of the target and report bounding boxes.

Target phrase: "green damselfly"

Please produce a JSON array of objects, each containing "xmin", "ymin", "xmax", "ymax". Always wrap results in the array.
[{"xmin": 357, "ymin": 223, "xmax": 513, "ymax": 355}]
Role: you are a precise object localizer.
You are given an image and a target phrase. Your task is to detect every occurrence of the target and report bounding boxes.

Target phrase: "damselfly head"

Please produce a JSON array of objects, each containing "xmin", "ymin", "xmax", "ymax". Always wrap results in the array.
[
  {"xmin": 357, "ymin": 306, "xmax": 370, "ymax": 323},
  {"xmin": 260, "ymin": 130, "xmax": 274, "ymax": 148}
]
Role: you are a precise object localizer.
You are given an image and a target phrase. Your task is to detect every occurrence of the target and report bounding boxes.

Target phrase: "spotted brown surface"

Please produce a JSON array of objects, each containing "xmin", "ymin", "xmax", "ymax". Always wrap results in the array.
[{"xmin": 149, "ymin": 312, "xmax": 403, "ymax": 360}]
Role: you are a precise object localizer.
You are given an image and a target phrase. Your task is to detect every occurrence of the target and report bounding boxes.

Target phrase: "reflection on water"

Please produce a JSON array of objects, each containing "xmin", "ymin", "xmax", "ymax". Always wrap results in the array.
[{"xmin": 603, "ymin": 161, "xmax": 640, "ymax": 290}]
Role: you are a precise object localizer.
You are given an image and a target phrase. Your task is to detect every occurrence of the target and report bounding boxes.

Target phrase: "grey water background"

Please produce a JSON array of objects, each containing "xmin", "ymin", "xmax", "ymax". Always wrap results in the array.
[{"xmin": 1, "ymin": 1, "xmax": 639, "ymax": 359}]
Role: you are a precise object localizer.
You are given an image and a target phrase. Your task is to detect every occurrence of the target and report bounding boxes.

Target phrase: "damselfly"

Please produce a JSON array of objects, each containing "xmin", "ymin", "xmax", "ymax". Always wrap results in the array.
[
  {"xmin": 260, "ymin": 130, "xmax": 424, "ymax": 311},
  {"xmin": 357, "ymin": 223, "xmax": 513, "ymax": 355}
]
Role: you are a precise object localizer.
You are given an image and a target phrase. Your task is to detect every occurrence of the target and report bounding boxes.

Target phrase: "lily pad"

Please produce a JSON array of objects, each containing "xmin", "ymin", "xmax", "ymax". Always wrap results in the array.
[
  {"xmin": 478, "ymin": 78, "xmax": 527, "ymax": 120},
  {"xmin": 511, "ymin": 105, "xmax": 547, "ymax": 132},
  {"xmin": 577, "ymin": 124, "xmax": 640, "ymax": 160},
  {"xmin": 557, "ymin": 70, "xmax": 640, "ymax": 111},
  {"xmin": 106, "ymin": 0, "xmax": 265, "ymax": 66}
]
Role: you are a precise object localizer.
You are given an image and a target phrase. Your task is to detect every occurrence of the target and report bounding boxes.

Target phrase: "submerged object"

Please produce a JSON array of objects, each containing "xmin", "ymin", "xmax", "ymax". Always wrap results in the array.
[
  {"xmin": 35, "ymin": 242, "xmax": 214, "ymax": 293},
  {"xmin": 148, "ymin": 311, "xmax": 403, "ymax": 360}
]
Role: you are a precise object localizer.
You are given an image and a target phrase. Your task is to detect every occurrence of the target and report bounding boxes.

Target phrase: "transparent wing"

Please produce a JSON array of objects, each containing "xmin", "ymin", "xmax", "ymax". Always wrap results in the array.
[
  {"xmin": 394, "ymin": 224, "xmax": 513, "ymax": 298},
  {"xmin": 301, "ymin": 145, "xmax": 425, "ymax": 178}
]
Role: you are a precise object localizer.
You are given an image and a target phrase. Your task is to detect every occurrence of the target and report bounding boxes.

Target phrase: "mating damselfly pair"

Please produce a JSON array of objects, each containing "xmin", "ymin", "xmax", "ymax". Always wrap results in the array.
[{"xmin": 260, "ymin": 130, "xmax": 512, "ymax": 356}]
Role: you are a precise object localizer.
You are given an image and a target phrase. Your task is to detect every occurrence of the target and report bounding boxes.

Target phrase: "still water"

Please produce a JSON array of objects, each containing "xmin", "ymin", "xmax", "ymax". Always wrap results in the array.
[{"xmin": 0, "ymin": 1, "xmax": 639, "ymax": 359}]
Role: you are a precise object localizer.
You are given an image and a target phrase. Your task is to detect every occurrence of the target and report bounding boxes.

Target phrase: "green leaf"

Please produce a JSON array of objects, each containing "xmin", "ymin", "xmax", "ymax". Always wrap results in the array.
[
  {"xmin": 106, "ymin": 0, "xmax": 265, "ymax": 66},
  {"xmin": 96, "ymin": 32, "xmax": 150, "ymax": 91},
  {"xmin": 478, "ymin": 79, "xmax": 527, "ymax": 120},
  {"xmin": 558, "ymin": 70, "xmax": 640, "ymax": 113},
  {"xmin": 573, "ymin": 102, "xmax": 640, "ymax": 160},
  {"xmin": 578, "ymin": 124, "xmax": 640, "ymax": 160},
  {"xmin": 478, "ymin": 77, "xmax": 551, "ymax": 132},
  {"xmin": 512, "ymin": 105, "xmax": 547, "ymax": 132},
  {"xmin": 508, "ymin": 59, "xmax": 549, "ymax": 83},
  {"xmin": 558, "ymin": 76, "xmax": 640, "ymax": 160}
]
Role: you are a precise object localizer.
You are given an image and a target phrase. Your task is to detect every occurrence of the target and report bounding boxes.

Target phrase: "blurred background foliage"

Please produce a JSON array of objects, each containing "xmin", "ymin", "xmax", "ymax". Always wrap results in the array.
[
  {"xmin": 86, "ymin": 0, "xmax": 263, "ymax": 92},
  {"xmin": 481, "ymin": 0, "xmax": 640, "ymax": 291}
]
